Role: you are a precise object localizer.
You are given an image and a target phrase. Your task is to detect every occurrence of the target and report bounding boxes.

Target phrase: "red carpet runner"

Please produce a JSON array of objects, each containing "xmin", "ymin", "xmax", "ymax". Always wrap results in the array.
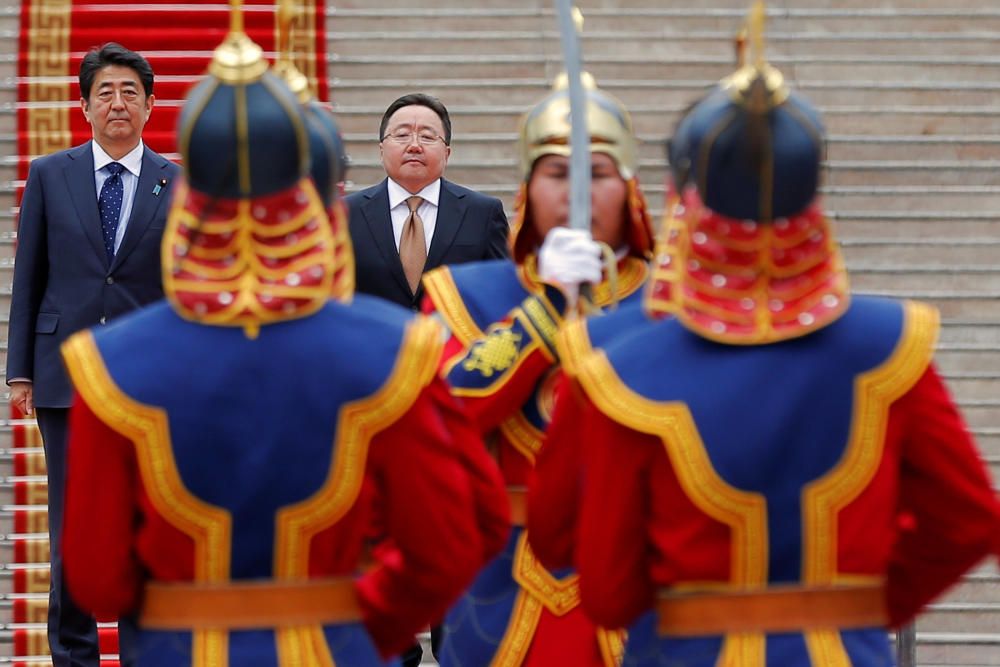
[{"xmin": 9, "ymin": 2, "xmax": 327, "ymax": 664}]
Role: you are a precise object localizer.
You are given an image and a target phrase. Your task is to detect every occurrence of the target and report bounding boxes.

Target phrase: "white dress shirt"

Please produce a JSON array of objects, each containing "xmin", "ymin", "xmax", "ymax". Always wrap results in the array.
[
  {"xmin": 387, "ymin": 178, "xmax": 441, "ymax": 253},
  {"xmin": 92, "ymin": 140, "xmax": 144, "ymax": 253}
]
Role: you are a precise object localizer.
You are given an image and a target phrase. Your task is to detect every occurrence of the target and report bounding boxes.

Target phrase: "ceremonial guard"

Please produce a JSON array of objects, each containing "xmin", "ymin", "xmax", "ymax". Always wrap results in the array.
[
  {"xmin": 58, "ymin": 8, "xmax": 508, "ymax": 666},
  {"xmin": 531, "ymin": 6, "xmax": 1000, "ymax": 665},
  {"xmin": 420, "ymin": 65, "xmax": 654, "ymax": 664}
]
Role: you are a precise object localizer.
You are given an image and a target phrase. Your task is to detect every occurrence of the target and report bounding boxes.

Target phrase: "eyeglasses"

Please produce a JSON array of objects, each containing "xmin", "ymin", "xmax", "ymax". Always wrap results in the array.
[{"xmin": 383, "ymin": 130, "xmax": 446, "ymax": 146}]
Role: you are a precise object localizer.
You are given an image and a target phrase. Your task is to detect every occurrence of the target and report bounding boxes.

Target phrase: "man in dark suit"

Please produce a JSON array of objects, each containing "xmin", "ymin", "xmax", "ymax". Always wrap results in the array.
[
  {"xmin": 347, "ymin": 93, "xmax": 509, "ymax": 310},
  {"xmin": 6, "ymin": 43, "xmax": 178, "ymax": 667}
]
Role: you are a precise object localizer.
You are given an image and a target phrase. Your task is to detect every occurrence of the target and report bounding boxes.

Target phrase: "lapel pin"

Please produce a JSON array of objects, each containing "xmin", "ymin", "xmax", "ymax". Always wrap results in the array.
[{"xmin": 153, "ymin": 178, "xmax": 168, "ymax": 196}]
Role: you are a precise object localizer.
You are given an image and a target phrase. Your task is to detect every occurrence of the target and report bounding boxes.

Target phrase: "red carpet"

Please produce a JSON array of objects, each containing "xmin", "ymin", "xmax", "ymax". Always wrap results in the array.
[
  {"xmin": 10, "ymin": 2, "xmax": 327, "ymax": 663},
  {"xmin": 18, "ymin": 0, "xmax": 328, "ymax": 174}
]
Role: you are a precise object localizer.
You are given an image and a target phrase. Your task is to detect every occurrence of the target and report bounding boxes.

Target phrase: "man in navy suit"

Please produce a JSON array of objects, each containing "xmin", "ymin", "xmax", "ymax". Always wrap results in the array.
[
  {"xmin": 6, "ymin": 42, "xmax": 179, "ymax": 667},
  {"xmin": 347, "ymin": 93, "xmax": 509, "ymax": 311}
]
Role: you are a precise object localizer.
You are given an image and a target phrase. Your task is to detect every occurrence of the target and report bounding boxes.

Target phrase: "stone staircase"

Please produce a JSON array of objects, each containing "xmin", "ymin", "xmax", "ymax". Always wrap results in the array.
[{"xmin": 0, "ymin": 0, "xmax": 997, "ymax": 664}]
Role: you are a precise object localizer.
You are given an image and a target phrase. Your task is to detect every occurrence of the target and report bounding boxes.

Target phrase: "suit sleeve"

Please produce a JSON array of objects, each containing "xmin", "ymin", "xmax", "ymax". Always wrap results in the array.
[
  {"xmin": 527, "ymin": 374, "xmax": 583, "ymax": 569},
  {"xmin": 885, "ymin": 363, "xmax": 1000, "ymax": 626},
  {"xmin": 63, "ymin": 393, "xmax": 144, "ymax": 619},
  {"xmin": 483, "ymin": 196, "xmax": 510, "ymax": 260},
  {"xmin": 356, "ymin": 377, "xmax": 509, "ymax": 658},
  {"xmin": 6, "ymin": 162, "xmax": 49, "ymax": 383}
]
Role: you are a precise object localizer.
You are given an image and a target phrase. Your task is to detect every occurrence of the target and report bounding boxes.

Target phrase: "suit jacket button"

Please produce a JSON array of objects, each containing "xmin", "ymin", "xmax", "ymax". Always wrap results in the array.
[
  {"xmin": 106, "ymin": 276, "xmax": 115, "ymax": 285},
  {"xmin": 99, "ymin": 316, "xmax": 107, "ymax": 325}
]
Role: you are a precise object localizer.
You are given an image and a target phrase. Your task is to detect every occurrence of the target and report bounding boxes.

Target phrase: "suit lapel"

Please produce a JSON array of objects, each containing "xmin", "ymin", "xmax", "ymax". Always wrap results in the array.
[
  {"xmin": 112, "ymin": 148, "xmax": 172, "ymax": 270},
  {"xmin": 361, "ymin": 179, "xmax": 412, "ymax": 296},
  {"xmin": 426, "ymin": 179, "xmax": 466, "ymax": 270},
  {"xmin": 63, "ymin": 141, "xmax": 108, "ymax": 268}
]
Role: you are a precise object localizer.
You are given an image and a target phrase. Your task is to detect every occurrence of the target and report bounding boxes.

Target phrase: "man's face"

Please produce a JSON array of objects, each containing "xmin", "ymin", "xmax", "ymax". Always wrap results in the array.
[
  {"xmin": 379, "ymin": 104, "xmax": 451, "ymax": 193},
  {"xmin": 81, "ymin": 64, "xmax": 153, "ymax": 154},
  {"xmin": 528, "ymin": 152, "xmax": 628, "ymax": 249}
]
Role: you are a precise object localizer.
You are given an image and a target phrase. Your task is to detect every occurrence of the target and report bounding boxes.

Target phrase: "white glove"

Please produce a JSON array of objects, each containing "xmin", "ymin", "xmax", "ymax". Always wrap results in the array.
[{"xmin": 538, "ymin": 227, "xmax": 603, "ymax": 306}]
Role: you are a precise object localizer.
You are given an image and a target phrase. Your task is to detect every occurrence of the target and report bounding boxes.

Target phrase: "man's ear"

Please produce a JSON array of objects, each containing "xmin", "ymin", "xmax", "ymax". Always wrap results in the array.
[
  {"xmin": 80, "ymin": 97, "xmax": 90, "ymax": 123},
  {"xmin": 145, "ymin": 94, "xmax": 155, "ymax": 118}
]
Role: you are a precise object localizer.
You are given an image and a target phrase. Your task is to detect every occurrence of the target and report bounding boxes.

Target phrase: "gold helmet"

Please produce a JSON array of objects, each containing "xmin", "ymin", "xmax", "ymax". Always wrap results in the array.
[
  {"xmin": 510, "ymin": 73, "xmax": 653, "ymax": 263},
  {"xmin": 517, "ymin": 72, "xmax": 638, "ymax": 181},
  {"xmin": 164, "ymin": 3, "xmax": 347, "ymax": 339}
]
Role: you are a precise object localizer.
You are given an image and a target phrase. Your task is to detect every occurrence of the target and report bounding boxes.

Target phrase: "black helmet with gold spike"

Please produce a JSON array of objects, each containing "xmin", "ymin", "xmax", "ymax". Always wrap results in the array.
[
  {"xmin": 164, "ymin": 0, "xmax": 345, "ymax": 338},
  {"xmin": 646, "ymin": 1, "xmax": 848, "ymax": 344},
  {"xmin": 666, "ymin": 2, "xmax": 825, "ymax": 223}
]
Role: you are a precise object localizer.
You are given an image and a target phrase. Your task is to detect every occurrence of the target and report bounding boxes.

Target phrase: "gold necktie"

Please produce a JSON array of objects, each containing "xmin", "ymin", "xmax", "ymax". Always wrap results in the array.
[{"xmin": 400, "ymin": 195, "xmax": 427, "ymax": 293}]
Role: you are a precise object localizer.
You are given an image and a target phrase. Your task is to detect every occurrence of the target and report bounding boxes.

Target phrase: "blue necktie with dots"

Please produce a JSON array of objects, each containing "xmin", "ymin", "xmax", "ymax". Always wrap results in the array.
[{"xmin": 98, "ymin": 162, "xmax": 124, "ymax": 263}]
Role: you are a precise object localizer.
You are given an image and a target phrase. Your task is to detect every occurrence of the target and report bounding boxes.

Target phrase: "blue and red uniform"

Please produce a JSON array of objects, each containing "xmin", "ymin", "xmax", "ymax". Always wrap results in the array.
[
  {"xmin": 543, "ymin": 294, "xmax": 1000, "ymax": 666},
  {"xmin": 59, "ymin": 21, "xmax": 509, "ymax": 666},
  {"xmin": 62, "ymin": 299, "xmax": 508, "ymax": 665},
  {"xmin": 423, "ymin": 255, "xmax": 648, "ymax": 667},
  {"xmin": 530, "ymin": 34, "xmax": 1000, "ymax": 662}
]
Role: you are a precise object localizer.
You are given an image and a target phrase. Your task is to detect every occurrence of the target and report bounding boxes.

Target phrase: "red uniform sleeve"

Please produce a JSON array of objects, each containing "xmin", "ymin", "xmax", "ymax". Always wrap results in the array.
[
  {"xmin": 424, "ymin": 291, "xmax": 562, "ymax": 433},
  {"xmin": 356, "ymin": 377, "xmax": 509, "ymax": 657},
  {"xmin": 575, "ymin": 399, "xmax": 657, "ymax": 629},
  {"xmin": 63, "ymin": 393, "xmax": 144, "ymax": 620},
  {"xmin": 527, "ymin": 374, "xmax": 583, "ymax": 569},
  {"xmin": 886, "ymin": 363, "xmax": 1000, "ymax": 626}
]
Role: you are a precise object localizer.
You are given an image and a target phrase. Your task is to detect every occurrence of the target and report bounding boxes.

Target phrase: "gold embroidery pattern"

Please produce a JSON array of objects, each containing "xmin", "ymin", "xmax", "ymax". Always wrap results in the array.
[
  {"xmin": 25, "ymin": 0, "xmax": 71, "ymax": 158},
  {"xmin": 274, "ymin": 316, "xmax": 445, "ymax": 577},
  {"xmin": 802, "ymin": 301, "xmax": 938, "ymax": 584},
  {"xmin": 512, "ymin": 532, "xmax": 580, "ymax": 616},
  {"xmin": 61, "ymin": 332, "xmax": 232, "ymax": 666},
  {"xmin": 489, "ymin": 589, "xmax": 543, "ymax": 667},
  {"xmin": 462, "ymin": 330, "xmax": 524, "ymax": 377}
]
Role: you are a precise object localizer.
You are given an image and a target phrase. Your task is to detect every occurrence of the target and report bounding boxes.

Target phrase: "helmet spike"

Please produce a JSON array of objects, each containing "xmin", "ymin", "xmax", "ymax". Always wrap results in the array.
[
  {"xmin": 277, "ymin": 0, "xmax": 295, "ymax": 63},
  {"xmin": 748, "ymin": 0, "xmax": 767, "ymax": 68},
  {"xmin": 229, "ymin": 0, "xmax": 244, "ymax": 35}
]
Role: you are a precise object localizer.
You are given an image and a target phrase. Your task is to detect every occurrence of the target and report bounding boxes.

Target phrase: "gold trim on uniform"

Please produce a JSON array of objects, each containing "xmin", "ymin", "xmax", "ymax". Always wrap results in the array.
[
  {"xmin": 512, "ymin": 532, "xmax": 580, "ymax": 616},
  {"xmin": 499, "ymin": 412, "xmax": 545, "ymax": 465},
  {"xmin": 272, "ymin": 317, "xmax": 445, "ymax": 663},
  {"xmin": 490, "ymin": 589, "xmax": 543, "ymax": 667},
  {"xmin": 596, "ymin": 628, "xmax": 627, "ymax": 667},
  {"xmin": 555, "ymin": 318, "xmax": 593, "ymax": 379},
  {"xmin": 801, "ymin": 301, "xmax": 938, "ymax": 582},
  {"xmin": 274, "ymin": 315, "xmax": 445, "ymax": 577},
  {"xmin": 422, "ymin": 266, "xmax": 486, "ymax": 348},
  {"xmin": 575, "ymin": 348, "xmax": 769, "ymax": 664},
  {"xmin": 61, "ymin": 332, "xmax": 232, "ymax": 666},
  {"xmin": 519, "ymin": 255, "xmax": 648, "ymax": 311}
]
